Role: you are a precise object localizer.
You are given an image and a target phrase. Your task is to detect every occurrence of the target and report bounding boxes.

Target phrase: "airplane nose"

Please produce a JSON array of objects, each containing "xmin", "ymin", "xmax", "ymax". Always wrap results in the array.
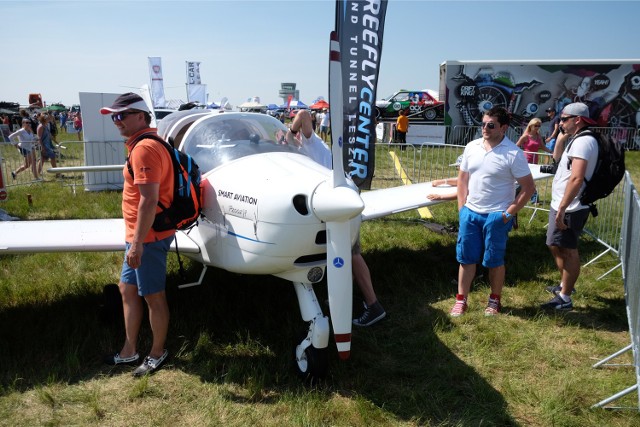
[{"xmin": 311, "ymin": 181, "xmax": 364, "ymax": 222}]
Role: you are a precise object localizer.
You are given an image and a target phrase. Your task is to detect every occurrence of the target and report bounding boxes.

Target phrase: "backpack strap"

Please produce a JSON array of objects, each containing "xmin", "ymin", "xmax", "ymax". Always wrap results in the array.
[
  {"xmin": 566, "ymin": 128, "xmax": 596, "ymax": 171},
  {"xmin": 126, "ymin": 132, "xmax": 168, "ymax": 178}
]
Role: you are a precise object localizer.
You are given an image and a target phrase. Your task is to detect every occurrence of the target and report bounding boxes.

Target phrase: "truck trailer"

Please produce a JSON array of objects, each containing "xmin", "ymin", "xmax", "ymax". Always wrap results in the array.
[{"xmin": 439, "ymin": 59, "xmax": 640, "ymax": 134}]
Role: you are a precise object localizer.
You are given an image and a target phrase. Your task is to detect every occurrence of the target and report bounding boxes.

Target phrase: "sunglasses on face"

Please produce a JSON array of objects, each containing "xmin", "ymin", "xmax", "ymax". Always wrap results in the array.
[
  {"xmin": 559, "ymin": 115, "xmax": 576, "ymax": 122},
  {"xmin": 532, "ymin": 124, "xmax": 541, "ymax": 128},
  {"xmin": 111, "ymin": 111, "xmax": 139, "ymax": 122},
  {"xmin": 481, "ymin": 122, "xmax": 496, "ymax": 129}
]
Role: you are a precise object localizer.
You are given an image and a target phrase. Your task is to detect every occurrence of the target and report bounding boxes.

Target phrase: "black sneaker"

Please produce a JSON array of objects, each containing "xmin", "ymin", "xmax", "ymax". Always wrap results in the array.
[
  {"xmin": 352, "ymin": 301, "xmax": 386, "ymax": 327},
  {"xmin": 11, "ymin": 171, "xmax": 16, "ymax": 180},
  {"xmin": 545, "ymin": 285, "xmax": 576, "ymax": 296},
  {"xmin": 132, "ymin": 349, "xmax": 168, "ymax": 377},
  {"xmin": 540, "ymin": 294, "xmax": 573, "ymax": 311}
]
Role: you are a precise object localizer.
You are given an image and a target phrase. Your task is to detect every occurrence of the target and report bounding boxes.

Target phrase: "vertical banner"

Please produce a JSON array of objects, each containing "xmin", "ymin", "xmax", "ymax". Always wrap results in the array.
[
  {"xmin": 186, "ymin": 61, "xmax": 201, "ymax": 84},
  {"xmin": 148, "ymin": 57, "xmax": 166, "ymax": 108},
  {"xmin": 186, "ymin": 61, "xmax": 206, "ymax": 104},
  {"xmin": 188, "ymin": 84, "xmax": 207, "ymax": 104},
  {"xmin": 336, "ymin": 0, "xmax": 388, "ymax": 189}
]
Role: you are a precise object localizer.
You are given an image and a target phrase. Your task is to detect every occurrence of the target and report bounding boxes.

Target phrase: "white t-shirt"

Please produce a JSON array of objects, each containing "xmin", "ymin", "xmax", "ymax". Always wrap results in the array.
[
  {"xmin": 320, "ymin": 112, "xmax": 330, "ymax": 127},
  {"xmin": 300, "ymin": 132, "xmax": 331, "ymax": 168},
  {"xmin": 460, "ymin": 136, "xmax": 531, "ymax": 213},
  {"xmin": 8, "ymin": 128, "xmax": 36, "ymax": 151},
  {"xmin": 551, "ymin": 132, "xmax": 599, "ymax": 212}
]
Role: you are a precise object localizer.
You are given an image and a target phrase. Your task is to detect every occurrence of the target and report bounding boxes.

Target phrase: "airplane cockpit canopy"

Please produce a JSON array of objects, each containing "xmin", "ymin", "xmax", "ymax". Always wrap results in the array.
[{"xmin": 181, "ymin": 113, "xmax": 301, "ymax": 173}]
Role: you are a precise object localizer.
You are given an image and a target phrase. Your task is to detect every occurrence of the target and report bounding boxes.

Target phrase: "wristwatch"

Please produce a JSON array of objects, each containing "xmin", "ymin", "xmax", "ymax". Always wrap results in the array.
[{"xmin": 503, "ymin": 211, "xmax": 512, "ymax": 220}]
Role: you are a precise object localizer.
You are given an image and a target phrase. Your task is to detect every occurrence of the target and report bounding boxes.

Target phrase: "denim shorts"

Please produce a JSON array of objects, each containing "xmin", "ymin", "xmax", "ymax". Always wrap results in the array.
[
  {"xmin": 456, "ymin": 206, "xmax": 513, "ymax": 268},
  {"xmin": 19, "ymin": 147, "xmax": 33, "ymax": 157},
  {"xmin": 120, "ymin": 235, "xmax": 174, "ymax": 296}
]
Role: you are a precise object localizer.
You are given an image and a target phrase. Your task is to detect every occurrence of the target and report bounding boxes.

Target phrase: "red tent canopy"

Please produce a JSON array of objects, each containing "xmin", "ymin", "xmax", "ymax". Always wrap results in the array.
[{"xmin": 309, "ymin": 100, "xmax": 329, "ymax": 110}]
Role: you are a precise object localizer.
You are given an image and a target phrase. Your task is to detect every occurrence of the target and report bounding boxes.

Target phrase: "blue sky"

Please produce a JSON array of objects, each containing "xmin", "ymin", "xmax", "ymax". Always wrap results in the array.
[{"xmin": 2, "ymin": 0, "xmax": 639, "ymax": 108}]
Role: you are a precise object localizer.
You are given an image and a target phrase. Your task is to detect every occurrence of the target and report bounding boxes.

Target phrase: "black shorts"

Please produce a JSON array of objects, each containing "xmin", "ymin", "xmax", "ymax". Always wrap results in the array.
[{"xmin": 546, "ymin": 207, "xmax": 590, "ymax": 249}]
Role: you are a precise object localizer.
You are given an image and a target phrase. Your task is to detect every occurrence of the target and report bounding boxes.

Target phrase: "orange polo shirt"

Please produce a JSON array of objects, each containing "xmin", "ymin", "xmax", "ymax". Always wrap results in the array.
[{"xmin": 122, "ymin": 128, "xmax": 175, "ymax": 243}]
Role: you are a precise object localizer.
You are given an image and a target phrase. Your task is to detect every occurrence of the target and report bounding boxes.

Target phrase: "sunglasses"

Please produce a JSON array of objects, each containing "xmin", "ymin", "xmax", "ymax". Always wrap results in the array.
[
  {"xmin": 559, "ymin": 115, "xmax": 576, "ymax": 122},
  {"xmin": 480, "ymin": 122, "xmax": 496, "ymax": 129},
  {"xmin": 111, "ymin": 111, "xmax": 139, "ymax": 122},
  {"xmin": 532, "ymin": 124, "xmax": 541, "ymax": 128}
]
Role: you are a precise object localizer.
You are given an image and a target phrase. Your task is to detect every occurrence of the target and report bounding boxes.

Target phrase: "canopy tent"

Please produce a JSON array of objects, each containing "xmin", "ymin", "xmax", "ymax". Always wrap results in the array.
[
  {"xmin": 309, "ymin": 100, "xmax": 329, "ymax": 110},
  {"xmin": 280, "ymin": 100, "xmax": 308, "ymax": 109},
  {"xmin": 237, "ymin": 101, "xmax": 266, "ymax": 111},
  {"xmin": 267, "ymin": 104, "xmax": 280, "ymax": 110}
]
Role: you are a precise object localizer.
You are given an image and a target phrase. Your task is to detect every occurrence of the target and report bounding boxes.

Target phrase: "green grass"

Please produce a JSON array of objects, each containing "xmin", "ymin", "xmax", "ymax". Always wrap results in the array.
[{"xmin": 0, "ymin": 150, "xmax": 639, "ymax": 426}]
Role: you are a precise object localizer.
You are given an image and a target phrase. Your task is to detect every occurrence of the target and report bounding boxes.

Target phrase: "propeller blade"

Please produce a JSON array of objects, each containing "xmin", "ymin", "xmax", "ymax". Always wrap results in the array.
[
  {"xmin": 328, "ymin": 31, "xmax": 346, "ymax": 189},
  {"xmin": 312, "ymin": 180, "xmax": 363, "ymax": 360},
  {"xmin": 325, "ymin": 221, "xmax": 353, "ymax": 359}
]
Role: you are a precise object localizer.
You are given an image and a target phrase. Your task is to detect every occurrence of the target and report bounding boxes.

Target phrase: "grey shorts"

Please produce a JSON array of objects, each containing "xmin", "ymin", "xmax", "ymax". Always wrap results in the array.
[{"xmin": 546, "ymin": 207, "xmax": 590, "ymax": 249}]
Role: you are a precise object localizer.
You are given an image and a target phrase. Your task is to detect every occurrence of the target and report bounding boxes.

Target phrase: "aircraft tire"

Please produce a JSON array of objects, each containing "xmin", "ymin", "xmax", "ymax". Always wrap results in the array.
[{"xmin": 294, "ymin": 338, "xmax": 328, "ymax": 384}]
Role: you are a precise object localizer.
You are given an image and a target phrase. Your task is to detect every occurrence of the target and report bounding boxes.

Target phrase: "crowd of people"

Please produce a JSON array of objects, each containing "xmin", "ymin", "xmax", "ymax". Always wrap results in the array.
[{"xmin": 4, "ymin": 109, "xmax": 83, "ymax": 180}]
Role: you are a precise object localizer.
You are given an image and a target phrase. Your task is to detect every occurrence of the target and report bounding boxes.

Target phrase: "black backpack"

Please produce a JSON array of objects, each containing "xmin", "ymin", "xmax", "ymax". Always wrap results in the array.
[
  {"xmin": 127, "ymin": 133, "xmax": 202, "ymax": 231},
  {"xmin": 568, "ymin": 129, "xmax": 625, "ymax": 217}
]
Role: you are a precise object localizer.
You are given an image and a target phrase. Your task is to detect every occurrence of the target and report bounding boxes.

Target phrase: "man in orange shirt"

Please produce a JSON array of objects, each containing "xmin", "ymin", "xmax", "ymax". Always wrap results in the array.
[
  {"xmin": 396, "ymin": 109, "xmax": 409, "ymax": 148},
  {"xmin": 100, "ymin": 93, "xmax": 174, "ymax": 376}
]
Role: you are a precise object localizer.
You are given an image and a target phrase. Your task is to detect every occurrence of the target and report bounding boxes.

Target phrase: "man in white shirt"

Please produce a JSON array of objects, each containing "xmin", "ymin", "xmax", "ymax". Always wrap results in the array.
[
  {"xmin": 541, "ymin": 102, "xmax": 599, "ymax": 311},
  {"xmin": 451, "ymin": 106, "xmax": 535, "ymax": 317}
]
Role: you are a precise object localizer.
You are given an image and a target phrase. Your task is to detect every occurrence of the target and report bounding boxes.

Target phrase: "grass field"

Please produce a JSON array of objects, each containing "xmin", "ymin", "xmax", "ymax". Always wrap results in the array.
[{"xmin": 1, "ymin": 134, "xmax": 639, "ymax": 426}]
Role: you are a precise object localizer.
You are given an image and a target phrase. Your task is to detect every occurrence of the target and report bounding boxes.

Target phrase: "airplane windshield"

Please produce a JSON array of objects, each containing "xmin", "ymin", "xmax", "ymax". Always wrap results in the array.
[{"xmin": 181, "ymin": 113, "xmax": 300, "ymax": 173}]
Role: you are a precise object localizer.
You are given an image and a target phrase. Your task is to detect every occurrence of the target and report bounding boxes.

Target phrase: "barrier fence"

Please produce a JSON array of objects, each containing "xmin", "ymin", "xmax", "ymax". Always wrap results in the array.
[{"xmin": 592, "ymin": 173, "xmax": 640, "ymax": 410}]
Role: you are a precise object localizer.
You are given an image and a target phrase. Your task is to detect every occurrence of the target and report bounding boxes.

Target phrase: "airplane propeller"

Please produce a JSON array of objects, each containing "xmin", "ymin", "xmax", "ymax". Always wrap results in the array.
[{"xmin": 312, "ymin": 31, "xmax": 364, "ymax": 360}]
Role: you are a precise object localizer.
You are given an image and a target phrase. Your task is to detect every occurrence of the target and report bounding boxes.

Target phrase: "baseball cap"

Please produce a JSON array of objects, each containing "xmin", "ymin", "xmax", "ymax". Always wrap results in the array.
[
  {"xmin": 562, "ymin": 102, "xmax": 597, "ymax": 125},
  {"xmin": 100, "ymin": 92, "xmax": 150, "ymax": 115}
]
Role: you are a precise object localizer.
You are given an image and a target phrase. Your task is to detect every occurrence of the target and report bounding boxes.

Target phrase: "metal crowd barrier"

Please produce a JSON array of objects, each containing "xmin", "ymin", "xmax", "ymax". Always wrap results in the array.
[
  {"xmin": 1, "ymin": 140, "xmax": 88, "ymax": 188},
  {"xmin": 592, "ymin": 172, "xmax": 640, "ymax": 410}
]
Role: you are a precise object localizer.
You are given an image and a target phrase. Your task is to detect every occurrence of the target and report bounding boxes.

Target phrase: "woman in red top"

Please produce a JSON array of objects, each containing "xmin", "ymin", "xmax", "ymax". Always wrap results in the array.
[
  {"xmin": 516, "ymin": 118, "xmax": 551, "ymax": 204},
  {"xmin": 516, "ymin": 118, "xmax": 552, "ymax": 164}
]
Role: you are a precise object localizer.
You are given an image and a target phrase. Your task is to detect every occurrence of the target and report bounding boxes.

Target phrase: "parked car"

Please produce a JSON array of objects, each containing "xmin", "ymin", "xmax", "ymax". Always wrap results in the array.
[{"xmin": 375, "ymin": 90, "xmax": 444, "ymax": 121}]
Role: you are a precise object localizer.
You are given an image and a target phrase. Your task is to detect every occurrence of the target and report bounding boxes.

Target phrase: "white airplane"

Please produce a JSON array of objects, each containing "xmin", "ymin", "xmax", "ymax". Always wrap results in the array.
[{"xmin": 0, "ymin": 41, "xmax": 551, "ymax": 383}]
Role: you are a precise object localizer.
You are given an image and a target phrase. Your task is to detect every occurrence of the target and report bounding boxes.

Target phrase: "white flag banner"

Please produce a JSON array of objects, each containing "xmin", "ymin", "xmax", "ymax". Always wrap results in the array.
[
  {"xmin": 148, "ymin": 57, "xmax": 166, "ymax": 108},
  {"xmin": 186, "ymin": 61, "xmax": 201, "ymax": 85},
  {"xmin": 187, "ymin": 84, "xmax": 206, "ymax": 104}
]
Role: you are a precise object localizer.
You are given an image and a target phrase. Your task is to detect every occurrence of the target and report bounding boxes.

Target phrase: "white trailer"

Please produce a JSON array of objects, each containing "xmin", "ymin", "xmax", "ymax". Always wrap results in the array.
[{"xmin": 439, "ymin": 59, "xmax": 640, "ymax": 133}]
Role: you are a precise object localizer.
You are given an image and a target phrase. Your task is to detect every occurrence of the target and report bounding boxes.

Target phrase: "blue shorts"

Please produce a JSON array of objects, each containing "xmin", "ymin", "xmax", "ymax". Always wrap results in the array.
[
  {"xmin": 456, "ymin": 206, "xmax": 513, "ymax": 268},
  {"xmin": 19, "ymin": 147, "xmax": 32, "ymax": 157},
  {"xmin": 120, "ymin": 235, "xmax": 174, "ymax": 296}
]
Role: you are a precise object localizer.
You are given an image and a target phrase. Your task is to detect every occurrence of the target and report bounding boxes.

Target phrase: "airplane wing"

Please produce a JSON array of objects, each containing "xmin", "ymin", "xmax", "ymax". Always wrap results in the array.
[
  {"xmin": 361, "ymin": 164, "xmax": 552, "ymax": 221},
  {"xmin": 361, "ymin": 182, "xmax": 451, "ymax": 220},
  {"xmin": 0, "ymin": 218, "xmax": 200, "ymax": 254}
]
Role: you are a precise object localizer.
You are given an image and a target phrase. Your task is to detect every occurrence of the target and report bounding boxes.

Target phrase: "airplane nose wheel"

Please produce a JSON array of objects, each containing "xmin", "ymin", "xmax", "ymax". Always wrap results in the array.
[{"xmin": 295, "ymin": 333, "xmax": 328, "ymax": 384}]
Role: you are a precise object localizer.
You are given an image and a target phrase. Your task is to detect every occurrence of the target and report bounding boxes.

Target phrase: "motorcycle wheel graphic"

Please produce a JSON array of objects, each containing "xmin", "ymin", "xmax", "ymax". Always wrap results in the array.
[
  {"xmin": 607, "ymin": 99, "xmax": 637, "ymax": 128},
  {"xmin": 463, "ymin": 86, "xmax": 508, "ymax": 125}
]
